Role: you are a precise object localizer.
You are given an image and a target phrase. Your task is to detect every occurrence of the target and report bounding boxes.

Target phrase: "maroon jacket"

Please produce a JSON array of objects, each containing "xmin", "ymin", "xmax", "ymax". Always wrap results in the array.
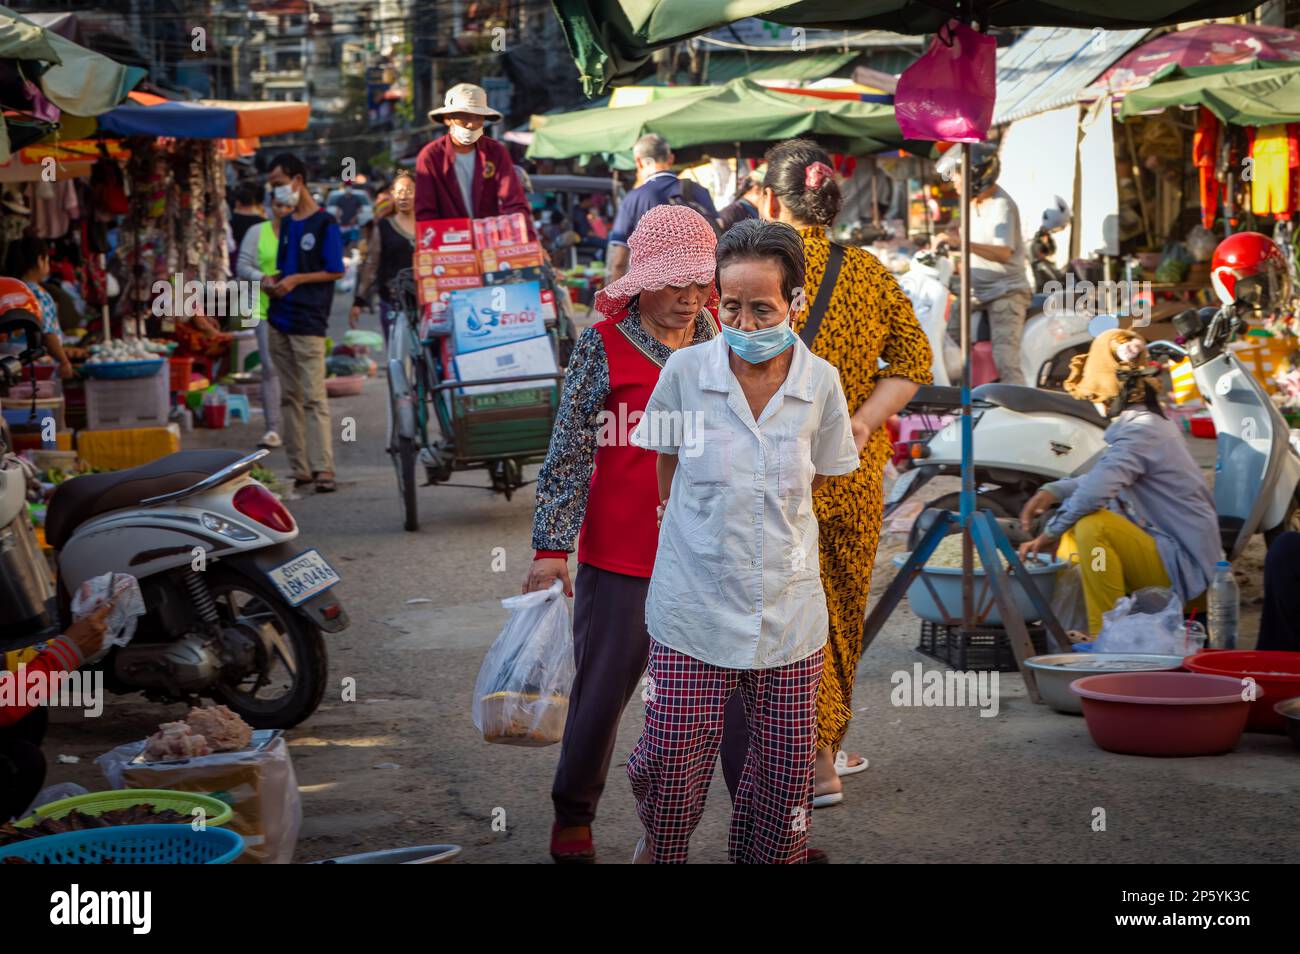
[{"xmin": 415, "ymin": 134, "xmax": 534, "ymax": 236}]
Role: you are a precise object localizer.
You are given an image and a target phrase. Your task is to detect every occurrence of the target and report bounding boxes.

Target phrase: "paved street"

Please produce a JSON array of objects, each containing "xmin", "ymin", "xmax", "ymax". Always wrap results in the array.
[{"xmin": 44, "ymin": 293, "xmax": 1299, "ymax": 864}]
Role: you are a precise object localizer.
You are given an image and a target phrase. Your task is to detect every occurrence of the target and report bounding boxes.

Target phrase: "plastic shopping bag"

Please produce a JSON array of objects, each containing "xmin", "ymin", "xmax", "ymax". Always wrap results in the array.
[
  {"xmin": 97, "ymin": 733, "xmax": 301, "ymax": 864},
  {"xmin": 471, "ymin": 580, "xmax": 574, "ymax": 747},
  {"xmin": 895, "ymin": 20, "xmax": 996, "ymax": 143},
  {"xmin": 1093, "ymin": 586, "xmax": 1184, "ymax": 655},
  {"xmin": 70, "ymin": 572, "xmax": 145, "ymax": 664},
  {"xmin": 1049, "ymin": 560, "xmax": 1089, "ymax": 635}
]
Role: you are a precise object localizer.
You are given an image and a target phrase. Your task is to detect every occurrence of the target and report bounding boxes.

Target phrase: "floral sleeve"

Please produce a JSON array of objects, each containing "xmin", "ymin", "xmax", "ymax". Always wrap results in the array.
[
  {"xmin": 531, "ymin": 325, "xmax": 609, "ymax": 553},
  {"xmin": 877, "ymin": 272, "xmax": 934, "ymax": 385}
]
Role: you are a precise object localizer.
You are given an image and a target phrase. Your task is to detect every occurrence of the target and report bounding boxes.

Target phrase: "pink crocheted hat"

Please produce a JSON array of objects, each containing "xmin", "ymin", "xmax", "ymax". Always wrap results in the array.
[{"xmin": 594, "ymin": 203, "xmax": 719, "ymax": 317}]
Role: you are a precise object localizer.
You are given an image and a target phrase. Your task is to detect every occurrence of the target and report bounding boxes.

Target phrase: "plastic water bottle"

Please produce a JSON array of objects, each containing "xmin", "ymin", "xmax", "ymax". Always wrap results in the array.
[{"xmin": 1207, "ymin": 561, "xmax": 1239, "ymax": 650}]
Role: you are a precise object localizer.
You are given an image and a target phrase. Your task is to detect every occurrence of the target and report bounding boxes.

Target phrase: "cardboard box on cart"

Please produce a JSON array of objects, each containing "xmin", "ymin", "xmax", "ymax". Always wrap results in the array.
[{"xmin": 449, "ymin": 281, "xmax": 548, "ymax": 355}]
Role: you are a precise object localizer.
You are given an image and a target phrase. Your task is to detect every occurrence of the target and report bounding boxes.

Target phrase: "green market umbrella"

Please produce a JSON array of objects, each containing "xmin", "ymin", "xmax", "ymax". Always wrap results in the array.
[
  {"xmin": 553, "ymin": 0, "xmax": 1266, "ymax": 94},
  {"xmin": 0, "ymin": 5, "xmax": 144, "ymax": 118},
  {"xmin": 1119, "ymin": 60, "xmax": 1300, "ymax": 126},
  {"xmin": 528, "ymin": 78, "xmax": 914, "ymax": 162}
]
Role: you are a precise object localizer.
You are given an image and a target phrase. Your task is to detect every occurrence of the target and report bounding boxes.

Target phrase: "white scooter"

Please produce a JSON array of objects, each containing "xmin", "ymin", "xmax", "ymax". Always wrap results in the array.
[
  {"xmin": 1168, "ymin": 303, "xmax": 1300, "ymax": 557},
  {"xmin": 900, "ymin": 242, "xmax": 1094, "ymax": 390},
  {"xmin": 0, "ymin": 314, "xmax": 347, "ymax": 728},
  {"xmin": 886, "ymin": 381, "xmax": 1109, "ymax": 543},
  {"xmin": 888, "ymin": 301, "xmax": 1300, "ymax": 558}
]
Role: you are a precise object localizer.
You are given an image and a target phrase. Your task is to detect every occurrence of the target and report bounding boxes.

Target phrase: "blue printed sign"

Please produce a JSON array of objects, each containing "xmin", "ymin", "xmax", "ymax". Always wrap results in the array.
[{"xmin": 450, "ymin": 281, "xmax": 546, "ymax": 355}]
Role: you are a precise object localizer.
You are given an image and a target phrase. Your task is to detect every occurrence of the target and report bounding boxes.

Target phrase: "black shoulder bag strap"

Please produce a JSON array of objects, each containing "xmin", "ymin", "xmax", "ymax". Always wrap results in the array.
[{"xmin": 799, "ymin": 242, "xmax": 846, "ymax": 349}]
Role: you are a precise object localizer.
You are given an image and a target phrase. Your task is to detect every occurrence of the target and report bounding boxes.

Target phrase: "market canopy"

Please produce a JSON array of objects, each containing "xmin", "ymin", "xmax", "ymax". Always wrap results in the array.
[
  {"xmin": 1118, "ymin": 60, "xmax": 1300, "ymax": 126},
  {"xmin": 97, "ymin": 91, "xmax": 310, "ymax": 140},
  {"xmin": 0, "ymin": 4, "xmax": 144, "ymax": 117},
  {"xmin": 1095, "ymin": 22, "xmax": 1300, "ymax": 97},
  {"xmin": 528, "ymin": 77, "xmax": 913, "ymax": 162},
  {"xmin": 552, "ymin": 0, "xmax": 1265, "ymax": 93}
]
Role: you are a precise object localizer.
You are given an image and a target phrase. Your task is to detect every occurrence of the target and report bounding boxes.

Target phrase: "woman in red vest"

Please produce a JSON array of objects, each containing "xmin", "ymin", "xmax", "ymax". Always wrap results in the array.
[{"xmin": 524, "ymin": 204, "xmax": 720, "ymax": 863}]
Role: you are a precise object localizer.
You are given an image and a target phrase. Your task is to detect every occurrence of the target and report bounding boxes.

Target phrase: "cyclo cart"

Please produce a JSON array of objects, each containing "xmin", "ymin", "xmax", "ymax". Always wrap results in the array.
[{"xmin": 385, "ymin": 266, "xmax": 576, "ymax": 530}]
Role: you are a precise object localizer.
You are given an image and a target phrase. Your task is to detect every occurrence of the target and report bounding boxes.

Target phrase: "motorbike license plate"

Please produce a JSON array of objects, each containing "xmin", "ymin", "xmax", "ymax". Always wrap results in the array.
[{"xmin": 266, "ymin": 549, "xmax": 341, "ymax": 607}]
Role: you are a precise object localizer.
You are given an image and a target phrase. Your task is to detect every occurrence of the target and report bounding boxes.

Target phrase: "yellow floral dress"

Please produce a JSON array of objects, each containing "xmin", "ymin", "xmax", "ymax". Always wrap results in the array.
[{"xmin": 793, "ymin": 227, "xmax": 934, "ymax": 751}]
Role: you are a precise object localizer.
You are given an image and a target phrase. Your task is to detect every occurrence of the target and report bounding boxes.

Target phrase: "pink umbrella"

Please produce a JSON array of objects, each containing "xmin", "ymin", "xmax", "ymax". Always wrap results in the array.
[{"xmin": 1095, "ymin": 23, "xmax": 1300, "ymax": 95}]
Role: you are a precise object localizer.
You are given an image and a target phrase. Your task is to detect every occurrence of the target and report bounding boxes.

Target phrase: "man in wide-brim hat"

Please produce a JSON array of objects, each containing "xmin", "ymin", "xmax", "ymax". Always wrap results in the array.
[{"xmin": 415, "ymin": 82, "xmax": 533, "ymax": 234}]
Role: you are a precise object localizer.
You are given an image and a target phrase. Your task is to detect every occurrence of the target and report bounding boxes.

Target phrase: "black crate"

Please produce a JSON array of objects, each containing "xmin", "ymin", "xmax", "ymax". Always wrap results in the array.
[{"xmin": 917, "ymin": 620, "xmax": 1049, "ymax": 672}]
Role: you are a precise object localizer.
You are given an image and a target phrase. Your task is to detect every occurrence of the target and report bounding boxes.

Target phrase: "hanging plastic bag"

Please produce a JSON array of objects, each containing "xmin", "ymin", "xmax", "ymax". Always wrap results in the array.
[
  {"xmin": 1049, "ymin": 560, "xmax": 1089, "ymax": 635},
  {"xmin": 1093, "ymin": 586, "xmax": 1184, "ymax": 655},
  {"xmin": 70, "ymin": 572, "xmax": 145, "ymax": 664},
  {"xmin": 895, "ymin": 20, "xmax": 996, "ymax": 143},
  {"xmin": 471, "ymin": 580, "xmax": 574, "ymax": 747},
  {"xmin": 1154, "ymin": 242, "xmax": 1193, "ymax": 283},
  {"xmin": 1185, "ymin": 224, "xmax": 1217, "ymax": 263}
]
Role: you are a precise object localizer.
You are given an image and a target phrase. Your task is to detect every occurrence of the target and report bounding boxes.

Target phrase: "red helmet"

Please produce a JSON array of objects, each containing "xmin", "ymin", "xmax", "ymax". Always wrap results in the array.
[
  {"xmin": 1210, "ymin": 231, "xmax": 1290, "ymax": 312},
  {"xmin": 0, "ymin": 276, "xmax": 40, "ymax": 321}
]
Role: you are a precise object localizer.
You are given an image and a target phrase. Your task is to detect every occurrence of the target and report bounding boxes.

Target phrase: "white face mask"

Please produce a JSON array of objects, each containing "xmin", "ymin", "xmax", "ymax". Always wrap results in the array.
[
  {"xmin": 450, "ymin": 124, "xmax": 483, "ymax": 146},
  {"xmin": 273, "ymin": 184, "xmax": 299, "ymax": 206}
]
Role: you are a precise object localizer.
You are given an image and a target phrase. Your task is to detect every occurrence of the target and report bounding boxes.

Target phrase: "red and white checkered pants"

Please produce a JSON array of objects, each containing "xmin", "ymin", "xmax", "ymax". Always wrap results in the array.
[{"xmin": 627, "ymin": 640, "xmax": 823, "ymax": 864}]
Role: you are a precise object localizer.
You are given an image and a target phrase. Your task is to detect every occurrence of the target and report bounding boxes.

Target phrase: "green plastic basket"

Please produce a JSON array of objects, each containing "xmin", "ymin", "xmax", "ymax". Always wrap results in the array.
[{"xmin": 16, "ymin": 789, "xmax": 233, "ymax": 829}]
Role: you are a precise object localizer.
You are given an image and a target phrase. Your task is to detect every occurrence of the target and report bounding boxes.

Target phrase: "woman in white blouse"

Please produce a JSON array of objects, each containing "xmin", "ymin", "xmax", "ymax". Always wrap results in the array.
[{"xmin": 628, "ymin": 219, "xmax": 859, "ymax": 863}]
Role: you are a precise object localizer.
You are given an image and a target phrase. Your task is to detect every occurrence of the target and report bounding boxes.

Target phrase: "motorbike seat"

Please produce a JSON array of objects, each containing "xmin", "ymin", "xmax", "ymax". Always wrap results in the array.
[
  {"xmin": 973, "ymin": 383, "xmax": 1108, "ymax": 428},
  {"xmin": 45, "ymin": 449, "xmax": 248, "ymax": 550}
]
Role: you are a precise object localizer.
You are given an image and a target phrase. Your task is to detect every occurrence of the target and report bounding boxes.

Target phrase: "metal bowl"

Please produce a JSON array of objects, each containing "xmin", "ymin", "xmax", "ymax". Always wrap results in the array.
[
  {"xmin": 313, "ymin": 844, "xmax": 462, "ymax": 864},
  {"xmin": 1274, "ymin": 698, "xmax": 1300, "ymax": 752},
  {"xmin": 1025, "ymin": 653, "xmax": 1185, "ymax": 714}
]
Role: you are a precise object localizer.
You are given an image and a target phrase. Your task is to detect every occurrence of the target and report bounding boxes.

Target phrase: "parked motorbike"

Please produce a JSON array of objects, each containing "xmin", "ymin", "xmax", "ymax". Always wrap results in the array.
[
  {"xmin": 0, "ymin": 315, "xmax": 347, "ymax": 728},
  {"xmin": 1167, "ymin": 303, "xmax": 1300, "ymax": 557},
  {"xmin": 889, "ymin": 300, "xmax": 1300, "ymax": 559},
  {"xmin": 886, "ymin": 381, "xmax": 1109, "ymax": 547}
]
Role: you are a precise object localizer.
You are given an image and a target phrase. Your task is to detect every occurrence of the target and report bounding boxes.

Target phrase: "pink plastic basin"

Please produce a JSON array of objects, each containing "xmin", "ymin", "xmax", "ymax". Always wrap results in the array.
[
  {"xmin": 325, "ymin": 374, "xmax": 365, "ymax": 397},
  {"xmin": 1070, "ymin": 671, "xmax": 1252, "ymax": 756},
  {"xmin": 1184, "ymin": 651, "xmax": 1300, "ymax": 733}
]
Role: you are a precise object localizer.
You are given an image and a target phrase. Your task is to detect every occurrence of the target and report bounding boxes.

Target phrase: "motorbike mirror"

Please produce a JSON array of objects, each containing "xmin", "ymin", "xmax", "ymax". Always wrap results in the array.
[
  {"xmin": 1170, "ymin": 308, "xmax": 1203, "ymax": 339},
  {"xmin": 1087, "ymin": 313, "xmax": 1120, "ymax": 337}
]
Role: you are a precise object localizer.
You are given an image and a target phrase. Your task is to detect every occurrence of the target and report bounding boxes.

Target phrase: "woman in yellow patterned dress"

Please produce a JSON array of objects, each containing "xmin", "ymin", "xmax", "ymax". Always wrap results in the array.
[{"xmin": 721, "ymin": 140, "xmax": 933, "ymax": 811}]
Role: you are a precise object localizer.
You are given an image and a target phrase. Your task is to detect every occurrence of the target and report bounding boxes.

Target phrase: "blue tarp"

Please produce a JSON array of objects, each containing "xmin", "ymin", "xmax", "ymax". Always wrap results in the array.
[{"xmin": 96, "ymin": 100, "xmax": 238, "ymax": 139}]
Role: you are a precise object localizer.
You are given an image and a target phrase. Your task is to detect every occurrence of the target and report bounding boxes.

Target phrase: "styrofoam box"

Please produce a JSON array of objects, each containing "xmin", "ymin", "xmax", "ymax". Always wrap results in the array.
[
  {"xmin": 452, "ymin": 335, "xmax": 557, "ymax": 396},
  {"xmin": 86, "ymin": 368, "xmax": 170, "ymax": 430}
]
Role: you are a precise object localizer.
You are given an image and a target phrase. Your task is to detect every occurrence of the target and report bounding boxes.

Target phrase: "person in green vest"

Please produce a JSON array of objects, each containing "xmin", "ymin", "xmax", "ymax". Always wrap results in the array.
[{"xmin": 235, "ymin": 187, "xmax": 289, "ymax": 449}]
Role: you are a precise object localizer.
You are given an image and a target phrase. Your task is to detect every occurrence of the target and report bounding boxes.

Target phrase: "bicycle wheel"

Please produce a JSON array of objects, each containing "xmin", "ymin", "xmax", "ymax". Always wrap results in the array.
[{"xmin": 396, "ymin": 434, "xmax": 419, "ymax": 531}]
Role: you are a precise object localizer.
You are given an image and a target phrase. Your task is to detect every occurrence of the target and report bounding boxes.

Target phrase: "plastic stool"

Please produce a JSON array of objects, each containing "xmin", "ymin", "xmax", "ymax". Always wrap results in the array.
[
  {"xmin": 188, "ymin": 354, "xmax": 217, "ymax": 384},
  {"xmin": 224, "ymin": 393, "xmax": 251, "ymax": 423}
]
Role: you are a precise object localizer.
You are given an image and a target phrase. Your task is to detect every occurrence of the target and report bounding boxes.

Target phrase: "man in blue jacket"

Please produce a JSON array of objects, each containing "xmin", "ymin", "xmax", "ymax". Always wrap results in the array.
[{"xmin": 264, "ymin": 153, "xmax": 345, "ymax": 493}]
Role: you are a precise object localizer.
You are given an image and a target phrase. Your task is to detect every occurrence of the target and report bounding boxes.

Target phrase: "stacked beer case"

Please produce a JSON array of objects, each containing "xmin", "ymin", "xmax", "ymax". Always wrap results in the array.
[{"xmin": 414, "ymin": 213, "xmax": 560, "ymax": 399}]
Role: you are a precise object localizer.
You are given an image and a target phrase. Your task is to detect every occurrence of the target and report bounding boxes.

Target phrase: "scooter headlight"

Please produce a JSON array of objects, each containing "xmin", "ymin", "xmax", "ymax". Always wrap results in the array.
[{"xmin": 201, "ymin": 512, "xmax": 259, "ymax": 542}]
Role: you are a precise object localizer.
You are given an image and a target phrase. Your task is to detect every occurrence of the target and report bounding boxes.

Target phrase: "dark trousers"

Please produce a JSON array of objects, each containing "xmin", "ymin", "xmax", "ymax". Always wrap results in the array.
[
  {"xmin": 552, "ymin": 563, "xmax": 651, "ymax": 828},
  {"xmin": 0, "ymin": 706, "xmax": 48, "ymax": 822},
  {"xmin": 1260, "ymin": 531, "xmax": 1300, "ymax": 651}
]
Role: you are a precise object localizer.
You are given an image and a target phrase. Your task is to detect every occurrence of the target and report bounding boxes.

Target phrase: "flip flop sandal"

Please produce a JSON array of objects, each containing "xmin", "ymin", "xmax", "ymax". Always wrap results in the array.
[
  {"xmin": 292, "ymin": 475, "xmax": 314, "ymax": 488},
  {"xmin": 812, "ymin": 791, "xmax": 844, "ymax": 809},
  {"xmin": 315, "ymin": 476, "xmax": 338, "ymax": 493},
  {"xmin": 834, "ymin": 751, "xmax": 870, "ymax": 777}
]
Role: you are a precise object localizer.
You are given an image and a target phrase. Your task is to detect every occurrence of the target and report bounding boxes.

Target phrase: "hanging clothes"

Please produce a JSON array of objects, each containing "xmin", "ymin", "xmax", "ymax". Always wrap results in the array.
[
  {"xmin": 31, "ymin": 179, "xmax": 81, "ymax": 239},
  {"xmin": 1249, "ymin": 124, "xmax": 1294, "ymax": 217},
  {"xmin": 1192, "ymin": 107, "xmax": 1220, "ymax": 230}
]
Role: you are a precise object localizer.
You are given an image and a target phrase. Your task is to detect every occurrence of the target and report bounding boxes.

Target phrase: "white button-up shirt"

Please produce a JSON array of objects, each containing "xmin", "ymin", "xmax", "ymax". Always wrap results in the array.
[{"xmin": 631, "ymin": 334, "xmax": 859, "ymax": 669}]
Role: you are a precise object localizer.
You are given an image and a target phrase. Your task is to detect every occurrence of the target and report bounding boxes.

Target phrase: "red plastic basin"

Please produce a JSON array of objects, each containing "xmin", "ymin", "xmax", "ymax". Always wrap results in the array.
[
  {"xmin": 1184, "ymin": 651, "xmax": 1300, "ymax": 733},
  {"xmin": 1070, "ymin": 671, "xmax": 1251, "ymax": 756}
]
